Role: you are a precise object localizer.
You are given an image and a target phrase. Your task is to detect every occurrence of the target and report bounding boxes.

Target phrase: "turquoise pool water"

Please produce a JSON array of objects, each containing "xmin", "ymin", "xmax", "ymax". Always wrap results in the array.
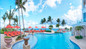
[{"xmin": 12, "ymin": 32, "xmax": 80, "ymax": 49}]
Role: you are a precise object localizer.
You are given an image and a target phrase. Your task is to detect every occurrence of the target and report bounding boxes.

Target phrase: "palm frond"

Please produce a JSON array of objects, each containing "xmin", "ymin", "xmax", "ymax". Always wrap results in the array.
[
  {"xmin": 22, "ymin": 6, "xmax": 26, "ymax": 11},
  {"xmin": 23, "ymin": 0, "xmax": 27, "ymax": 5}
]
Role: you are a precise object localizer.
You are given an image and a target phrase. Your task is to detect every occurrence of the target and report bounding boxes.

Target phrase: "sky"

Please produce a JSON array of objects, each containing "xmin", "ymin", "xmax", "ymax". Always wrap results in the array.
[{"xmin": 0, "ymin": 0, "xmax": 82, "ymax": 28}]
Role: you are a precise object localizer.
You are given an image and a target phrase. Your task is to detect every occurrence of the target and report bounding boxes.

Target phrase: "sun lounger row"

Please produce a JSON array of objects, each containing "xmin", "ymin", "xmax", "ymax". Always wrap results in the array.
[
  {"xmin": 4, "ymin": 31, "xmax": 23, "ymax": 37},
  {"xmin": 25, "ymin": 30, "xmax": 45, "ymax": 32}
]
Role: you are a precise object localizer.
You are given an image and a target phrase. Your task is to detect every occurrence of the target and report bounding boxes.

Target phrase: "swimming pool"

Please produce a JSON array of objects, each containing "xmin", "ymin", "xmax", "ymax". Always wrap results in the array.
[{"xmin": 12, "ymin": 32, "xmax": 80, "ymax": 49}]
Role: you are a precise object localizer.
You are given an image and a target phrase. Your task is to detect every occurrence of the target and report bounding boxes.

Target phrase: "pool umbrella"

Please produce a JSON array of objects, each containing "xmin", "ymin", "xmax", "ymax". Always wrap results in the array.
[
  {"xmin": 6, "ymin": 25, "xmax": 14, "ymax": 28},
  {"xmin": 28, "ymin": 26, "xmax": 32, "ymax": 28},
  {"xmin": 41, "ymin": 26, "xmax": 44, "ymax": 28},
  {"xmin": 6, "ymin": 25, "xmax": 14, "ymax": 32},
  {"xmin": 41, "ymin": 26, "xmax": 46, "ymax": 28},
  {"xmin": 44, "ymin": 26, "xmax": 46, "ymax": 28},
  {"xmin": 14, "ymin": 26, "xmax": 20, "ymax": 28},
  {"xmin": 35, "ymin": 26, "xmax": 38, "ymax": 28}
]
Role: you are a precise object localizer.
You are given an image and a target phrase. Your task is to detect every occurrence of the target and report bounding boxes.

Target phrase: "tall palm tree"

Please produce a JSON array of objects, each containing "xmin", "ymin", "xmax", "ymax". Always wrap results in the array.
[
  {"xmin": 47, "ymin": 16, "xmax": 52, "ymax": 24},
  {"xmin": 2, "ymin": 14, "xmax": 6, "ymax": 28},
  {"xmin": 40, "ymin": 19, "xmax": 44, "ymax": 24},
  {"xmin": 12, "ymin": 18, "xmax": 16, "ymax": 26},
  {"xmin": 56, "ymin": 18, "xmax": 60, "ymax": 25},
  {"xmin": 61, "ymin": 19, "xmax": 66, "ymax": 26},
  {"xmin": 6, "ymin": 6, "xmax": 15, "ymax": 25},
  {"xmin": 15, "ymin": 0, "xmax": 22, "ymax": 37},
  {"xmin": 75, "ymin": 26, "xmax": 84, "ymax": 36},
  {"xmin": 15, "ymin": 0, "xmax": 27, "ymax": 35},
  {"xmin": 43, "ymin": 18, "xmax": 46, "ymax": 23},
  {"xmin": 15, "ymin": 15, "xmax": 18, "ymax": 26},
  {"xmin": 13, "ymin": 16, "xmax": 18, "ymax": 26}
]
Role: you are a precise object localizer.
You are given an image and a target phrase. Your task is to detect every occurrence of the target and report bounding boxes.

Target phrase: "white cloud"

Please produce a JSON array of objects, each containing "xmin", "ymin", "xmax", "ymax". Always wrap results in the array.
[
  {"xmin": 14, "ymin": 0, "xmax": 62, "ymax": 16},
  {"xmin": 0, "ymin": 19, "xmax": 9, "ymax": 28},
  {"xmin": 23, "ymin": 20, "xmax": 38, "ymax": 28},
  {"xmin": 57, "ymin": 0, "xmax": 62, "ymax": 4},
  {"xmin": 69, "ymin": 3, "xmax": 72, "ymax": 5},
  {"xmin": 44, "ymin": 0, "xmax": 62, "ymax": 7},
  {"xmin": 62, "ymin": 5, "xmax": 82, "ymax": 25},
  {"xmin": 39, "ymin": 0, "xmax": 62, "ymax": 12},
  {"xmin": 0, "ymin": 7, "xmax": 3, "ymax": 10},
  {"xmin": 70, "ymin": 6, "xmax": 74, "ymax": 9}
]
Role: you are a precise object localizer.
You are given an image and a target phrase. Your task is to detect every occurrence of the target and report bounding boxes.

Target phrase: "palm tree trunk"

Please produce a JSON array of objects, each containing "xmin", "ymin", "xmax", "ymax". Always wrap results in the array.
[
  {"xmin": 9, "ymin": 19, "xmax": 11, "ymax": 25},
  {"xmin": 21, "ymin": 8, "xmax": 25, "ymax": 35},
  {"xmin": 4, "ymin": 20, "xmax": 5, "ymax": 28},
  {"xmin": 18, "ymin": 8, "xmax": 22, "ymax": 38},
  {"xmin": 17, "ymin": 22, "xmax": 18, "ymax": 26}
]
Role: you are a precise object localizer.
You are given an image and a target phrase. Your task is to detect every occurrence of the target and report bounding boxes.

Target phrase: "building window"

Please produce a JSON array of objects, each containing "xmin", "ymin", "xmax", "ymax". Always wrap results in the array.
[{"xmin": 83, "ymin": 12, "xmax": 86, "ymax": 22}]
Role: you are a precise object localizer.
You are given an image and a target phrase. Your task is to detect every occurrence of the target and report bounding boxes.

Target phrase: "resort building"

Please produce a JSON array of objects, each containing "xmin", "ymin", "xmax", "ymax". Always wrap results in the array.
[{"xmin": 72, "ymin": 0, "xmax": 86, "ymax": 37}]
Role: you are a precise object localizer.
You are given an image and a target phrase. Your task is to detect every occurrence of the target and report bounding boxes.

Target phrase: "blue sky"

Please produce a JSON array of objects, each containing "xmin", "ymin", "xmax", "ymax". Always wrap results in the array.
[{"xmin": 0, "ymin": 0, "xmax": 82, "ymax": 28}]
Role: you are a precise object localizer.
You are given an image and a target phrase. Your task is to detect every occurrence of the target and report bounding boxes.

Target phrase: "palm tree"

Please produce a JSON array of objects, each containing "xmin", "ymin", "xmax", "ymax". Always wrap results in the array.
[
  {"xmin": 6, "ymin": 6, "xmax": 15, "ymax": 25},
  {"xmin": 47, "ymin": 16, "xmax": 52, "ymax": 24},
  {"xmin": 15, "ymin": 15, "xmax": 18, "ymax": 26},
  {"xmin": 43, "ymin": 18, "xmax": 46, "ymax": 23},
  {"xmin": 75, "ymin": 26, "xmax": 84, "ymax": 36},
  {"xmin": 56, "ymin": 18, "xmax": 60, "ymax": 25},
  {"xmin": 15, "ymin": 0, "xmax": 22, "ymax": 37},
  {"xmin": 2, "ymin": 14, "xmax": 6, "ymax": 28},
  {"xmin": 13, "ymin": 16, "xmax": 18, "ymax": 26},
  {"xmin": 61, "ymin": 19, "xmax": 66, "ymax": 26},
  {"xmin": 12, "ymin": 18, "xmax": 16, "ymax": 26},
  {"xmin": 15, "ymin": 0, "xmax": 27, "ymax": 35},
  {"xmin": 40, "ymin": 19, "xmax": 44, "ymax": 24}
]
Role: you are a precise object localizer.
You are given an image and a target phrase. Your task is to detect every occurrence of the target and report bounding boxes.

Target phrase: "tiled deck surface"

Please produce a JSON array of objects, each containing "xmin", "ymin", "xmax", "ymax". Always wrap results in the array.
[
  {"xmin": 70, "ymin": 36, "xmax": 86, "ymax": 49},
  {"xmin": 1, "ymin": 33, "xmax": 29, "ymax": 49},
  {"xmin": 1, "ymin": 34, "xmax": 17, "ymax": 49}
]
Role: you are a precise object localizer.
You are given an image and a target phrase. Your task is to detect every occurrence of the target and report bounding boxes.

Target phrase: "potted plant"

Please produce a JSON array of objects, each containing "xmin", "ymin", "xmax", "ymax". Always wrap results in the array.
[
  {"xmin": 75, "ymin": 26, "xmax": 84, "ymax": 39},
  {"xmin": 4, "ymin": 36, "xmax": 12, "ymax": 48},
  {"xmin": 23, "ymin": 38, "xmax": 29, "ymax": 45}
]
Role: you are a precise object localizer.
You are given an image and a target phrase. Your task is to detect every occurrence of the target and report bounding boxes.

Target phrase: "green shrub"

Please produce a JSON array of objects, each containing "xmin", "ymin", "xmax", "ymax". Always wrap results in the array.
[
  {"xmin": 75, "ymin": 36, "xmax": 83, "ymax": 39},
  {"xmin": 45, "ymin": 30, "xmax": 51, "ymax": 32},
  {"xmin": 70, "ymin": 27, "xmax": 72, "ymax": 31},
  {"xmin": 49, "ymin": 25, "xmax": 53, "ymax": 30},
  {"xmin": 56, "ymin": 24, "xmax": 60, "ymax": 27},
  {"xmin": 4, "ymin": 36, "xmax": 11, "ymax": 38},
  {"xmin": 16, "ymin": 35, "xmax": 25, "ymax": 40},
  {"xmin": 55, "ymin": 32, "xmax": 60, "ymax": 33},
  {"xmin": 0, "ymin": 29, "xmax": 4, "ymax": 34}
]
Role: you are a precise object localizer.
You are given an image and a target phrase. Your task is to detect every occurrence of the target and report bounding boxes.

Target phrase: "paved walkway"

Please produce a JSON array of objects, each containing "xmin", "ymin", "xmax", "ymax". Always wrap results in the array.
[{"xmin": 70, "ymin": 36, "xmax": 86, "ymax": 49}]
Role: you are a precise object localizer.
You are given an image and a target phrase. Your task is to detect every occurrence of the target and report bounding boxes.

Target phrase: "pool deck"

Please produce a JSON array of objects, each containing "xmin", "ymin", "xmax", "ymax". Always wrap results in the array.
[
  {"xmin": 70, "ymin": 36, "xmax": 86, "ymax": 49},
  {"xmin": 1, "ymin": 34, "xmax": 17, "ymax": 49}
]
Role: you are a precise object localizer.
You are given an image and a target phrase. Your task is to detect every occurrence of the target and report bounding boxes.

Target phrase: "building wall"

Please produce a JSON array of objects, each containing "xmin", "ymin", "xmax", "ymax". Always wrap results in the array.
[
  {"xmin": 83, "ymin": 0, "xmax": 86, "ymax": 22},
  {"xmin": 83, "ymin": 13, "xmax": 86, "ymax": 22}
]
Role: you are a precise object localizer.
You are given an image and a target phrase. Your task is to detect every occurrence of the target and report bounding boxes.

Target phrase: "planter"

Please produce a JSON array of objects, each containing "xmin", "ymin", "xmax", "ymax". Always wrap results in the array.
[
  {"xmin": 4, "ymin": 38, "xmax": 12, "ymax": 48},
  {"xmin": 23, "ymin": 38, "xmax": 29, "ymax": 45}
]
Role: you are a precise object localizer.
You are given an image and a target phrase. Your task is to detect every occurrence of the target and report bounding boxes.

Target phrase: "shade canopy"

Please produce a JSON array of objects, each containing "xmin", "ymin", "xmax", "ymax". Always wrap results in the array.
[
  {"xmin": 6, "ymin": 25, "xmax": 14, "ymax": 28},
  {"xmin": 35, "ymin": 26, "xmax": 38, "ymax": 28},
  {"xmin": 41, "ymin": 26, "xmax": 46, "ymax": 28},
  {"xmin": 28, "ymin": 26, "xmax": 32, "ymax": 28},
  {"xmin": 14, "ymin": 26, "xmax": 20, "ymax": 28}
]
